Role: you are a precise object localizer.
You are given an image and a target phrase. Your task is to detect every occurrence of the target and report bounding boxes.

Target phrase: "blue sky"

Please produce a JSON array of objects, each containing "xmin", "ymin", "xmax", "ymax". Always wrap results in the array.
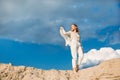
[{"xmin": 0, "ymin": 0, "xmax": 120, "ymax": 70}]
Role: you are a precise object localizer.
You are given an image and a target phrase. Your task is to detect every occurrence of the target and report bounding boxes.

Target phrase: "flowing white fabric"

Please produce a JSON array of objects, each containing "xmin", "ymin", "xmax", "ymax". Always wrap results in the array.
[{"xmin": 60, "ymin": 27, "xmax": 71, "ymax": 46}]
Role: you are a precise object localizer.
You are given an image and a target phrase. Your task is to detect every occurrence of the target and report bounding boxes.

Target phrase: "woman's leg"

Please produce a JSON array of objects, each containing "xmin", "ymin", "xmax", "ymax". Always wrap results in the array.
[
  {"xmin": 70, "ymin": 43, "xmax": 78, "ymax": 69},
  {"xmin": 77, "ymin": 46, "xmax": 84, "ymax": 69}
]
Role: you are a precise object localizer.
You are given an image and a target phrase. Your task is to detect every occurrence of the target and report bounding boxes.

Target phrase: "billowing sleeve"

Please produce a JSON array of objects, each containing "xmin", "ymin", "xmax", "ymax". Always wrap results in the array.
[
  {"xmin": 60, "ymin": 27, "xmax": 71, "ymax": 35},
  {"xmin": 60, "ymin": 27, "xmax": 71, "ymax": 46},
  {"xmin": 60, "ymin": 27, "xmax": 66, "ymax": 37}
]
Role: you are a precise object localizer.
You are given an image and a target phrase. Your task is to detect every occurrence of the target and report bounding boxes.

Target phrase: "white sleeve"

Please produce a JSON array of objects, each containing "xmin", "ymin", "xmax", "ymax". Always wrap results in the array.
[
  {"xmin": 60, "ymin": 27, "xmax": 71, "ymax": 46},
  {"xmin": 60, "ymin": 27, "xmax": 66, "ymax": 37},
  {"xmin": 60, "ymin": 27, "xmax": 71, "ymax": 37}
]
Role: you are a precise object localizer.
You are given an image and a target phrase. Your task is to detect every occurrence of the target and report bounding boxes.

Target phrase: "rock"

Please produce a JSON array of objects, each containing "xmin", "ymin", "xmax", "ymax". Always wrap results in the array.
[{"xmin": 0, "ymin": 58, "xmax": 120, "ymax": 80}]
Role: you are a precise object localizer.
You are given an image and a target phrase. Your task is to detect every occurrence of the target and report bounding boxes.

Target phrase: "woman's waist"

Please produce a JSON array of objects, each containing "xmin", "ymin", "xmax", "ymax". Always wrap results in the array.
[
  {"xmin": 70, "ymin": 40, "xmax": 81, "ymax": 45},
  {"xmin": 71, "ymin": 39, "xmax": 79, "ymax": 42}
]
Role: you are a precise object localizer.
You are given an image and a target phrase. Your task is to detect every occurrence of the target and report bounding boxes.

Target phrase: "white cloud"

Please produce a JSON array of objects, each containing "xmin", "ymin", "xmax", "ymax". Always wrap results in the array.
[
  {"xmin": 80, "ymin": 47, "xmax": 120, "ymax": 69},
  {"xmin": 116, "ymin": 50, "xmax": 120, "ymax": 55}
]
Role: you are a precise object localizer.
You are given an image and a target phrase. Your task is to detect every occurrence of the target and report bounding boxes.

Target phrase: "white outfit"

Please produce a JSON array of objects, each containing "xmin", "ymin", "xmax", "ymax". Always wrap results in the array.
[{"xmin": 60, "ymin": 27, "xmax": 84, "ymax": 69}]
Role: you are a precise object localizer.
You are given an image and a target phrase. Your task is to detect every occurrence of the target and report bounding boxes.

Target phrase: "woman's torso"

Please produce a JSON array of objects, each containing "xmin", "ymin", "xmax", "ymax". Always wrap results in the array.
[
  {"xmin": 69, "ymin": 31, "xmax": 81, "ymax": 46},
  {"xmin": 70, "ymin": 31, "xmax": 80, "ymax": 41}
]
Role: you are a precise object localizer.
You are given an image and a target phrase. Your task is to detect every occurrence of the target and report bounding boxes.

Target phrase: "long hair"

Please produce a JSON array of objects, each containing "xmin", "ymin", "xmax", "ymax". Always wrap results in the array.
[{"xmin": 71, "ymin": 24, "xmax": 80, "ymax": 34}]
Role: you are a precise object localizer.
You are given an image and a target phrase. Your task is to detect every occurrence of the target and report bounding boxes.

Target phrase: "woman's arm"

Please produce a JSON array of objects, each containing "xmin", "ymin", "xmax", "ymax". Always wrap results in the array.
[
  {"xmin": 60, "ymin": 26, "xmax": 71, "ymax": 46},
  {"xmin": 60, "ymin": 27, "xmax": 71, "ymax": 35}
]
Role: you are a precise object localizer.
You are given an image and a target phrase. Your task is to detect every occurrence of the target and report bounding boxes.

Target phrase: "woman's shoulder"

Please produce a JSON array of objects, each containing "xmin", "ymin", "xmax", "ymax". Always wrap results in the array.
[{"xmin": 67, "ymin": 31, "xmax": 72, "ymax": 33}]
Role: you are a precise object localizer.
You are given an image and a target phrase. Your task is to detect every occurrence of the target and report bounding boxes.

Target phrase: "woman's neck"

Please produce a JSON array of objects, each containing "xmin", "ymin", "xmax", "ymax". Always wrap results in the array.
[{"xmin": 73, "ymin": 29, "xmax": 77, "ymax": 32}]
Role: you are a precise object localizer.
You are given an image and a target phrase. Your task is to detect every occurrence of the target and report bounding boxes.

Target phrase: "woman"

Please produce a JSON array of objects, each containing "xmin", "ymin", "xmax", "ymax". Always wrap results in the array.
[{"xmin": 60, "ymin": 24, "xmax": 84, "ymax": 72}]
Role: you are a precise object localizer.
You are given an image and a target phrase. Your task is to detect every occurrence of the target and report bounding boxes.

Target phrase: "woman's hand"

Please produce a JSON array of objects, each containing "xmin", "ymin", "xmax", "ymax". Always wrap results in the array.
[{"xmin": 60, "ymin": 26, "xmax": 64, "ymax": 30}]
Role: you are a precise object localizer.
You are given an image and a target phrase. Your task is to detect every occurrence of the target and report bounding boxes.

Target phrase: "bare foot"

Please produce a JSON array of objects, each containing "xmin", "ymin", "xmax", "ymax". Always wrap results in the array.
[
  {"xmin": 76, "ymin": 65, "xmax": 79, "ymax": 72},
  {"xmin": 73, "ymin": 67, "xmax": 78, "ymax": 73}
]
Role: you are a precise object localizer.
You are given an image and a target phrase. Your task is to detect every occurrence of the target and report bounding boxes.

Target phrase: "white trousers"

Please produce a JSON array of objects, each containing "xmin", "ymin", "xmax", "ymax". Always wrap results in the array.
[{"xmin": 70, "ymin": 40, "xmax": 84, "ymax": 69}]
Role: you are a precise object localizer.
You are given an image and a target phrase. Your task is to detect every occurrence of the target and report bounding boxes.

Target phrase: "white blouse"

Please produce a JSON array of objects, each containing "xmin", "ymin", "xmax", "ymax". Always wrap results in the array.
[{"xmin": 60, "ymin": 27, "xmax": 81, "ymax": 46}]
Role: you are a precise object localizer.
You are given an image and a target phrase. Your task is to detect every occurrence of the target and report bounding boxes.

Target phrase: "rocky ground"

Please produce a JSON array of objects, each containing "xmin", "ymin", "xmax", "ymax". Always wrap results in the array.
[{"xmin": 0, "ymin": 58, "xmax": 120, "ymax": 80}]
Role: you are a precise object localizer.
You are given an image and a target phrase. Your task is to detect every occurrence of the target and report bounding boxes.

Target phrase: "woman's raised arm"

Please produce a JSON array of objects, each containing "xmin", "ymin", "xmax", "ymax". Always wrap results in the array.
[{"xmin": 60, "ymin": 27, "xmax": 71, "ymax": 35}]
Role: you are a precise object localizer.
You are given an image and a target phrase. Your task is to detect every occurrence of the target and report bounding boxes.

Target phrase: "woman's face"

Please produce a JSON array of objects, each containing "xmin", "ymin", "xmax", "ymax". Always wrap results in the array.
[{"xmin": 71, "ymin": 25, "xmax": 76, "ymax": 30}]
